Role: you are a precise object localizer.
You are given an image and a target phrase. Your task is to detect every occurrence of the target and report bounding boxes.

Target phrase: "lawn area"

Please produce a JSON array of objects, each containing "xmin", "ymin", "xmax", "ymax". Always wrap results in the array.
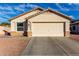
[{"xmin": 0, "ymin": 36, "xmax": 30, "ymax": 56}]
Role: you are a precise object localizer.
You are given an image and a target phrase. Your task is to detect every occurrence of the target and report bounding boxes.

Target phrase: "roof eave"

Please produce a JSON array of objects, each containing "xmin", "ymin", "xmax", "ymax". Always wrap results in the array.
[
  {"xmin": 9, "ymin": 7, "xmax": 44, "ymax": 21},
  {"xmin": 25, "ymin": 8, "xmax": 72, "ymax": 21}
]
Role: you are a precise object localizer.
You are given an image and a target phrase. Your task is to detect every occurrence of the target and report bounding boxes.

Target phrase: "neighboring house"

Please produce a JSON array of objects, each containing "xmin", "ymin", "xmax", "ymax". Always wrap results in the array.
[
  {"xmin": 0, "ymin": 26, "xmax": 10, "ymax": 36},
  {"xmin": 10, "ymin": 7, "xmax": 71, "ymax": 37},
  {"xmin": 70, "ymin": 20, "xmax": 79, "ymax": 34}
]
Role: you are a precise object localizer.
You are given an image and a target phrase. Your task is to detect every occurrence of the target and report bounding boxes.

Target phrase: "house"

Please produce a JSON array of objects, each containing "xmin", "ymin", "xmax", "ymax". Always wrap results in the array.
[
  {"xmin": 10, "ymin": 7, "xmax": 44, "ymax": 36},
  {"xmin": 10, "ymin": 7, "xmax": 71, "ymax": 37},
  {"xmin": 70, "ymin": 20, "xmax": 79, "ymax": 34}
]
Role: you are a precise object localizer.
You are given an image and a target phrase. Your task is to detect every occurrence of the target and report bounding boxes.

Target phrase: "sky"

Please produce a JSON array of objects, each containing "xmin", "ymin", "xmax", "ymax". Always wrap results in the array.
[{"xmin": 0, "ymin": 3, "xmax": 79, "ymax": 23}]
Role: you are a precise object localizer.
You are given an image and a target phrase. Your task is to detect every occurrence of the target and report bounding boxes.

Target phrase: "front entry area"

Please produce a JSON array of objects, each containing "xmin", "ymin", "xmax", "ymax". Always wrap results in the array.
[{"xmin": 31, "ymin": 22, "xmax": 65, "ymax": 37}]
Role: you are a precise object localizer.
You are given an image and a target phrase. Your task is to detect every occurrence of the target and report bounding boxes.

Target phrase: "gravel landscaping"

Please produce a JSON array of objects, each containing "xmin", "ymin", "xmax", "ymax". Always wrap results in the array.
[
  {"xmin": 0, "ymin": 36, "xmax": 30, "ymax": 56},
  {"xmin": 70, "ymin": 34, "xmax": 79, "ymax": 40},
  {"xmin": 0, "ymin": 34, "xmax": 78, "ymax": 56}
]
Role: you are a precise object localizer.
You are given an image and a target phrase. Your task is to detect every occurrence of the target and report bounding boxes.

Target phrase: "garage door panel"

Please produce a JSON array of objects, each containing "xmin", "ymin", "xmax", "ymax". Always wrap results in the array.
[{"xmin": 32, "ymin": 23, "xmax": 64, "ymax": 37}]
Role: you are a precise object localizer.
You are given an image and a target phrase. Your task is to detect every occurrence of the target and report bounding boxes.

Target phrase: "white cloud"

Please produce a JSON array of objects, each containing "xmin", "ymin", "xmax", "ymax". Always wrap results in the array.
[
  {"xmin": 56, "ymin": 3, "xmax": 64, "ymax": 10},
  {"xmin": 2, "ymin": 15, "xmax": 11, "ymax": 19},
  {"xmin": 69, "ymin": 15, "xmax": 75, "ymax": 19},
  {"xmin": 14, "ymin": 7, "xmax": 25, "ymax": 12},
  {"xmin": 19, "ymin": 3, "xmax": 26, "ymax": 8},
  {"xmin": 63, "ymin": 8, "xmax": 70, "ymax": 11},
  {"xmin": 68, "ymin": 3, "xmax": 79, "ymax": 10},
  {"xmin": 0, "ymin": 5, "xmax": 17, "ymax": 15},
  {"xmin": 0, "ymin": 6, "xmax": 13, "ymax": 11},
  {"xmin": 26, "ymin": 3, "xmax": 39, "ymax": 8},
  {"xmin": 72, "ymin": 3, "xmax": 79, "ymax": 6},
  {"xmin": 0, "ymin": 14, "xmax": 10, "ymax": 19},
  {"xmin": 0, "ymin": 12, "xmax": 12, "ymax": 19},
  {"xmin": 13, "ymin": 4, "xmax": 39, "ymax": 12},
  {"xmin": 0, "ymin": 11, "xmax": 16, "ymax": 15},
  {"xmin": 0, "ymin": 4, "xmax": 39, "ymax": 16},
  {"xmin": 13, "ymin": 4, "xmax": 27, "ymax": 12},
  {"xmin": 0, "ymin": 17, "xmax": 7, "ymax": 21},
  {"xmin": 56, "ymin": 3, "xmax": 70, "ymax": 11},
  {"xmin": 68, "ymin": 3, "xmax": 73, "ymax": 5}
]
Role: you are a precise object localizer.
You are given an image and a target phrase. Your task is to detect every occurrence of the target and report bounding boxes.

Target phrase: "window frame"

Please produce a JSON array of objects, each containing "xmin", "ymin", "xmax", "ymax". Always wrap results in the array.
[
  {"xmin": 17, "ymin": 22, "xmax": 24, "ymax": 31},
  {"xmin": 72, "ymin": 25, "xmax": 76, "ymax": 31}
]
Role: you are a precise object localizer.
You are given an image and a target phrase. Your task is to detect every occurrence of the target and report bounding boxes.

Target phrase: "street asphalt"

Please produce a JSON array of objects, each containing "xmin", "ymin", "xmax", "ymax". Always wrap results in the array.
[{"xmin": 21, "ymin": 37, "xmax": 79, "ymax": 56}]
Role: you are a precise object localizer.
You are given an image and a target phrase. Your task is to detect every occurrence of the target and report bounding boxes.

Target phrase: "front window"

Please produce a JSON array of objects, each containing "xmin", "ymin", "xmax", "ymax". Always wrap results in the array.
[
  {"xmin": 73, "ymin": 25, "xmax": 76, "ymax": 30},
  {"xmin": 17, "ymin": 22, "xmax": 24, "ymax": 31}
]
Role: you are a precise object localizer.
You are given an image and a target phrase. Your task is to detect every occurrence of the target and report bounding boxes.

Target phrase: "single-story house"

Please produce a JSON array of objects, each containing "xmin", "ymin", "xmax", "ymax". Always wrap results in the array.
[
  {"xmin": 10, "ymin": 7, "xmax": 43, "ymax": 36},
  {"xmin": 10, "ymin": 7, "xmax": 71, "ymax": 37},
  {"xmin": 70, "ymin": 20, "xmax": 79, "ymax": 34}
]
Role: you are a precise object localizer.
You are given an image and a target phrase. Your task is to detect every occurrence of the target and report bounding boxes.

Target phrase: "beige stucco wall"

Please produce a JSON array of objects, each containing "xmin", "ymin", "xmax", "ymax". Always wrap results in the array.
[
  {"xmin": 11, "ymin": 10, "xmax": 42, "ymax": 32},
  {"xmin": 28, "ymin": 12, "xmax": 70, "ymax": 37}
]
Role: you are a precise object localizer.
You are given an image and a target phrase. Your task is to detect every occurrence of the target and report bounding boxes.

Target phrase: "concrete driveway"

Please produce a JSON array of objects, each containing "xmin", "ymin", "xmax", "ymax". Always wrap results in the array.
[{"xmin": 21, "ymin": 37, "xmax": 79, "ymax": 56}]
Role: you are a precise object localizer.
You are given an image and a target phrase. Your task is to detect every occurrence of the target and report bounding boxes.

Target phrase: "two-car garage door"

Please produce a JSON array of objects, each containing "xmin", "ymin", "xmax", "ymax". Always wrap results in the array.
[{"xmin": 32, "ymin": 22, "xmax": 64, "ymax": 37}]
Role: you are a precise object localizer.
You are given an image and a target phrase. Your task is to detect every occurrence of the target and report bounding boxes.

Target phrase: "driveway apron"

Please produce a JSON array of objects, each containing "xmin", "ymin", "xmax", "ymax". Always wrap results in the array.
[{"xmin": 21, "ymin": 37, "xmax": 68, "ymax": 56}]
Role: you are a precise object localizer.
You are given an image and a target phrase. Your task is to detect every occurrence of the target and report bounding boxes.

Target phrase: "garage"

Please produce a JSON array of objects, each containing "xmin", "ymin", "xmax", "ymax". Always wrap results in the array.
[
  {"xmin": 27, "ymin": 9, "xmax": 70, "ymax": 37},
  {"xmin": 32, "ymin": 22, "xmax": 65, "ymax": 37}
]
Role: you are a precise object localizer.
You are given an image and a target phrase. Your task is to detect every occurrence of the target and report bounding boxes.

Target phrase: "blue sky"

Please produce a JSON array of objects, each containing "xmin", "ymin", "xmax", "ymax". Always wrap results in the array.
[{"xmin": 0, "ymin": 3, "xmax": 79, "ymax": 23}]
